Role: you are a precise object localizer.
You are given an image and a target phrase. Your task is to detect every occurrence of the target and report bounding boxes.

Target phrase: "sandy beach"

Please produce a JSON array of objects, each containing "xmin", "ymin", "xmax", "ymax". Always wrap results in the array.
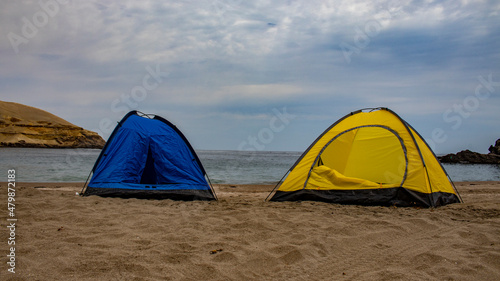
[{"xmin": 1, "ymin": 181, "xmax": 499, "ymax": 280}]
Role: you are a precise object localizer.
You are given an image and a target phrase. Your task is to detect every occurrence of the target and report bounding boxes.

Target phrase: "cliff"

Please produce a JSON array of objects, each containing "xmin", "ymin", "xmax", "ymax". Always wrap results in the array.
[
  {"xmin": 0, "ymin": 101, "xmax": 105, "ymax": 148},
  {"xmin": 438, "ymin": 139, "xmax": 500, "ymax": 164}
]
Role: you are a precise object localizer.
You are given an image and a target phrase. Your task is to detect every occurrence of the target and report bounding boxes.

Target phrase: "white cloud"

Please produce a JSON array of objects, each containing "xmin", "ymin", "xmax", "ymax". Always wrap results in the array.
[
  {"xmin": 158, "ymin": 83, "xmax": 304, "ymax": 108},
  {"xmin": 214, "ymin": 83, "xmax": 304, "ymax": 101}
]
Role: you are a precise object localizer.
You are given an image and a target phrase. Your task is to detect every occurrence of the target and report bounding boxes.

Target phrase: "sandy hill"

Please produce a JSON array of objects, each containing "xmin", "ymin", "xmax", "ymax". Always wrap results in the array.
[{"xmin": 0, "ymin": 100, "xmax": 105, "ymax": 148}]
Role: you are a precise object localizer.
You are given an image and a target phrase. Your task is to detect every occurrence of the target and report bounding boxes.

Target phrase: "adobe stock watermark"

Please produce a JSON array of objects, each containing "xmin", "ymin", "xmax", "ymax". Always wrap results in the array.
[
  {"xmin": 210, "ymin": 0, "xmax": 280, "ymax": 56},
  {"xmin": 237, "ymin": 107, "xmax": 296, "ymax": 153},
  {"xmin": 7, "ymin": 0, "xmax": 68, "ymax": 54},
  {"xmin": 6, "ymin": 169, "xmax": 17, "ymax": 274},
  {"xmin": 383, "ymin": 154, "xmax": 406, "ymax": 184},
  {"xmin": 50, "ymin": 63, "xmax": 169, "ymax": 182},
  {"xmin": 427, "ymin": 73, "xmax": 499, "ymax": 151},
  {"xmin": 231, "ymin": 107, "xmax": 296, "ymax": 182},
  {"xmin": 211, "ymin": 0, "xmax": 243, "ymax": 23},
  {"xmin": 93, "ymin": 63, "xmax": 170, "ymax": 137},
  {"xmin": 340, "ymin": 9, "xmax": 398, "ymax": 64}
]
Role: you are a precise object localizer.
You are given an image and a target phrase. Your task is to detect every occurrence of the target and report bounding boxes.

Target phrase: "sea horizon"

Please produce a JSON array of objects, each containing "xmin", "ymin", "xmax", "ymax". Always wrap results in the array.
[{"xmin": 1, "ymin": 148, "xmax": 499, "ymax": 184}]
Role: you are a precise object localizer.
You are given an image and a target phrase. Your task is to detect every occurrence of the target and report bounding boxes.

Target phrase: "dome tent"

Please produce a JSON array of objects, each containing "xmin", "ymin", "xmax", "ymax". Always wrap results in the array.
[
  {"xmin": 82, "ymin": 111, "xmax": 216, "ymax": 201},
  {"xmin": 268, "ymin": 108, "xmax": 461, "ymax": 207}
]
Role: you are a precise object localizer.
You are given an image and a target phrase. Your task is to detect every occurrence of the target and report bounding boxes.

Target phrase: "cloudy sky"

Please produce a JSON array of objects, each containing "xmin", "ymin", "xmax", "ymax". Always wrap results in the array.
[{"xmin": 1, "ymin": 0, "xmax": 499, "ymax": 154}]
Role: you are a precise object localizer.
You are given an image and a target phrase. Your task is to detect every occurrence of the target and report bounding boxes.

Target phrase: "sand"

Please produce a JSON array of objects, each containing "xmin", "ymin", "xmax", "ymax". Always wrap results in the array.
[{"xmin": 1, "ymin": 181, "xmax": 499, "ymax": 281}]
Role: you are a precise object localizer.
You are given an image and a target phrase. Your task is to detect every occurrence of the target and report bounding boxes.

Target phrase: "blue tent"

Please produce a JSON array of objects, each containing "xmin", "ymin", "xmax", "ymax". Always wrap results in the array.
[{"xmin": 83, "ymin": 111, "xmax": 216, "ymax": 200}]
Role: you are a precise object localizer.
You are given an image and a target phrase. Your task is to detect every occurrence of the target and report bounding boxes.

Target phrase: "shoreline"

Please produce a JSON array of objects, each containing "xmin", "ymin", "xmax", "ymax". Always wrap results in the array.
[
  {"xmin": 11, "ymin": 180, "xmax": 500, "ymax": 186},
  {"xmin": 13, "ymin": 180, "xmax": 500, "ymax": 190}
]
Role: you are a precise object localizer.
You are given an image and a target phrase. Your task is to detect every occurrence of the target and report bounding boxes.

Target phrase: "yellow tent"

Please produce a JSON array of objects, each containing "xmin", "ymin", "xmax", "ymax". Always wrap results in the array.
[{"xmin": 268, "ymin": 108, "xmax": 461, "ymax": 207}]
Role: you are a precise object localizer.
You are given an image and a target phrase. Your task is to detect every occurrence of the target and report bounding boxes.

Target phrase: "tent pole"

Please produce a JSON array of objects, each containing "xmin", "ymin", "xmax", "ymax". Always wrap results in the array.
[
  {"xmin": 265, "ymin": 171, "xmax": 289, "ymax": 201},
  {"xmin": 80, "ymin": 171, "xmax": 93, "ymax": 196},
  {"xmin": 448, "ymin": 175, "xmax": 463, "ymax": 203},
  {"xmin": 206, "ymin": 175, "xmax": 218, "ymax": 201}
]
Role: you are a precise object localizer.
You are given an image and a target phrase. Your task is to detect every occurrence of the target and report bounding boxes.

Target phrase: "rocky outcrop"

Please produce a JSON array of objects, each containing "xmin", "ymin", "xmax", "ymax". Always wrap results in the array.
[
  {"xmin": 439, "ymin": 138, "xmax": 500, "ymax": 164},
  {"xmin": 489, "ymin": 139, "xmax": 500, "ymax": 155},
  {"xmin": 0, "ymin": 101, "xmax": 105, "ymax": 148},
  {"xmin": 439, "ymin": 149, "xmax": 500, "ymax": 164}
]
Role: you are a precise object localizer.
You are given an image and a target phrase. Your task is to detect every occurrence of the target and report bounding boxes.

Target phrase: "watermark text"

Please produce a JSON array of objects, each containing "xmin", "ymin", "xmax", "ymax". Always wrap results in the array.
[
  {"xmin": 427, "ymin": 73, "xmax": 499, "ymax": 151},
  {"xmin": 7, "ymin": 169, "xmax": 17, "ymax": 274},
  {"xmin": 7, "ymin": 0, "xmax": 68, "ymax": 54}
]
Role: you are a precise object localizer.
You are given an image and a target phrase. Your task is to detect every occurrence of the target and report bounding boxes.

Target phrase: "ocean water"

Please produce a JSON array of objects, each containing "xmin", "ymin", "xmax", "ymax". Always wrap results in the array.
[{"xmin": 0, "ymin": 148, "xmax": 499, "ymax": 184}]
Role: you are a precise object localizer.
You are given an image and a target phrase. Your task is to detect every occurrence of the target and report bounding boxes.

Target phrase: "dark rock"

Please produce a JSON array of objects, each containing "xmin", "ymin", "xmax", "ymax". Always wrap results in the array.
[
  {"xmin": 488, "ymin": 138, "xmax": 500, "ymax": 155},
  {"xmin": 439, "ymin": 149, "xmax": 500, "ymax": 164},
  {"xmin": 439, "ymin": 138, "xmax": 500, "ymax": 164}
]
